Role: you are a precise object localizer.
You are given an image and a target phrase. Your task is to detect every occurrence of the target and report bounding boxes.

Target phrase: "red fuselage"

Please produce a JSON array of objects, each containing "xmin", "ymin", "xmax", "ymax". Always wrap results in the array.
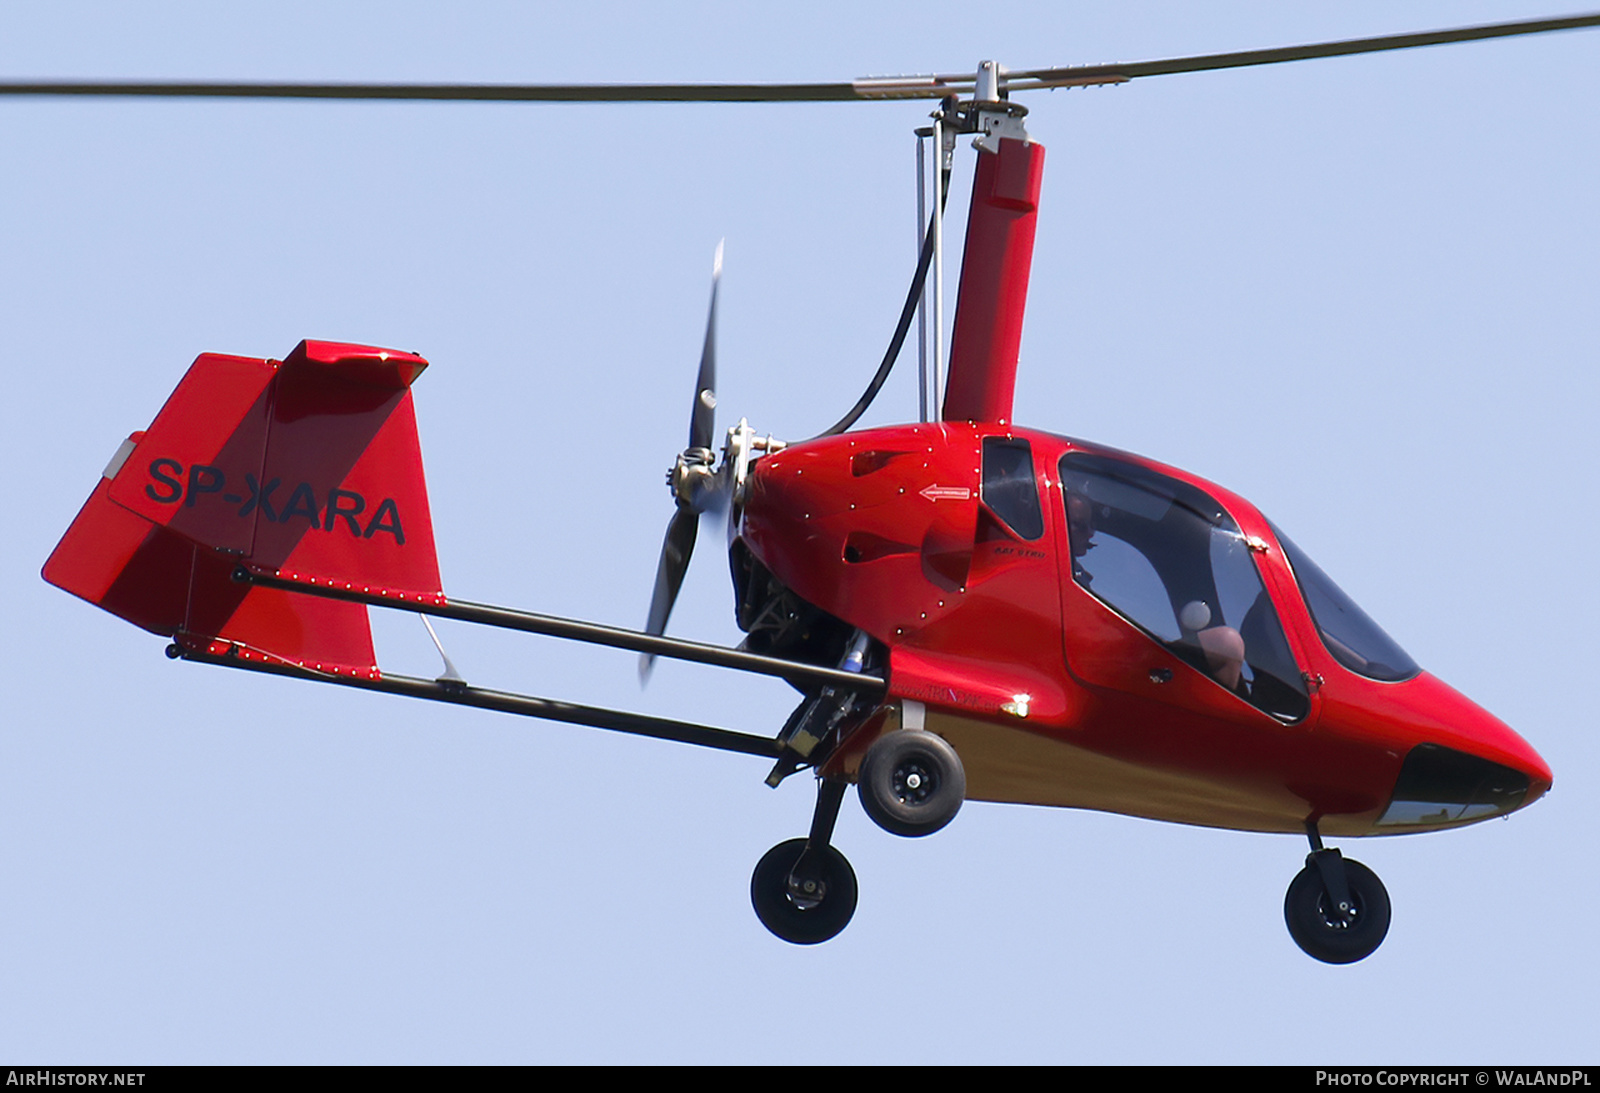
[{"xmin": 738, "ymin": 422, "xmax": 1550, "ymax": 837}]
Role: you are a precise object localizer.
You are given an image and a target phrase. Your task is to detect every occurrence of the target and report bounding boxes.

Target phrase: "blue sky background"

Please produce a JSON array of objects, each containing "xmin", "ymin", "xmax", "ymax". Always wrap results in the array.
[{"xmin": 2, "ymin": 1, "xmax": 1596, "ymax": 1064}]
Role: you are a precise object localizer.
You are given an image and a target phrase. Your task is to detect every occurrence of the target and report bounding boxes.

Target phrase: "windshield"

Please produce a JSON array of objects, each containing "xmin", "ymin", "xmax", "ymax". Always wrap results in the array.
[{"xmin": 1270, "ymin": 523, "xmax": 1420, "ymax": 683}]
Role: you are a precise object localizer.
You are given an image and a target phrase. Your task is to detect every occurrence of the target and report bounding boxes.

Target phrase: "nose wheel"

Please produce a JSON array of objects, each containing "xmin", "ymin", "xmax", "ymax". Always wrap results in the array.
[
  {"xmin": 750, "ymin": 837, "xmax": 859, "ymax": 945},
  {"xmin": 1284, "ymin": 827, "xmax": 1391, "ymax": 964},
  {"xmin": 752, "ymin": 777, "xmax": 859, "ymax": 945}
]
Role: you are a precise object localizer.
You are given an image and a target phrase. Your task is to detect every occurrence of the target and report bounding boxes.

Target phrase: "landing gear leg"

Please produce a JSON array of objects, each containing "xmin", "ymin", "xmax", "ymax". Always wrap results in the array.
[
  {"xmin": 1284, "ymin": 822, "xmax": 1391, "ymax": 964},
  {"xmin": 750, "ymin": 778, "xmax": 858, "ymax": 944}
]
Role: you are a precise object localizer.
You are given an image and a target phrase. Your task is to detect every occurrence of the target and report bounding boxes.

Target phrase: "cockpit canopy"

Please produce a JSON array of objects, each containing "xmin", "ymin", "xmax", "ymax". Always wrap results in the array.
[
  {"xmin": 1061, "ymin": 452, "xmax": 1309, "ymax": 721},
  {"xmin": 1059, "ymin": 451, "xmax": 1421, "ymax": 720}
]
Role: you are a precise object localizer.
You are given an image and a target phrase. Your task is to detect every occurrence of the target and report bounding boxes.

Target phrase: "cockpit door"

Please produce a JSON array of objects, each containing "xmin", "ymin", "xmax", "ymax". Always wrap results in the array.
[{"xmin": 1053, "ymin": 452, "xmax": 1313, "ymax": 728}]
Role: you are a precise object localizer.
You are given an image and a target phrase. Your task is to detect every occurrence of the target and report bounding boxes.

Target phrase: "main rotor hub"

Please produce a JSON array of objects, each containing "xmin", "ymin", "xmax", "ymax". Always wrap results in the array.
[
  {"xmin": 974, "ymin": 59, "xmax": 1003, "ymax": 104},
  {"xmin": 926, "ymin": 63, "xmax": 1031, "ymax": 150}
]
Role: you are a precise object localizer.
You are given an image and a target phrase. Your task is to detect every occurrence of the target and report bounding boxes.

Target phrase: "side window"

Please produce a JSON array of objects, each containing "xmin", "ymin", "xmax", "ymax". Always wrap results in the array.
[
  {"xmin": 1076, "ymin": 534, "xmax": 1180, "ymax": 641},
  {"xmin": 1061, "ymin": 453, "xmax": 1308, "ymax": 722},
  {"xmin": 981, "ymin": 436, "xmax": 1044, "ymax": 540}
]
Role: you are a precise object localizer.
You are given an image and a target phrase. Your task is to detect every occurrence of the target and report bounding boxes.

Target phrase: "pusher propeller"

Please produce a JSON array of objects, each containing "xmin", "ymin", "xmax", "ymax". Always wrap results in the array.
[{"xmin": 641, "ymin": 242, "xmax": 728, "ymax": 680}]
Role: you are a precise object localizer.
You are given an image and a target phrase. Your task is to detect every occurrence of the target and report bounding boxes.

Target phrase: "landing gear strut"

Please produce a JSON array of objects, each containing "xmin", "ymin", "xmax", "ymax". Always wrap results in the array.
[
  {"xmin": 1284, "ymin": 823, "xmax": 1391, "ymax": 964},
  {"xmin": 751, "ymin": 778, "xmax": 858, "ymax": 944}
]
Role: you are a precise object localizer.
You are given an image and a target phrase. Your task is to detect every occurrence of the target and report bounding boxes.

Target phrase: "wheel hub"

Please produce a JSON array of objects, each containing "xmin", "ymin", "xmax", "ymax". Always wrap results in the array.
[
  {"xmin": 786, "ymin": 872, "xmax": 827, "ymax": 911},
  {"xmin": 1317, "ymin": 893, "xmax": 1359, "ymax": 929},
  {"xmin": 892, "ymin": 761, "xmax": 936, "ymax": 806}
]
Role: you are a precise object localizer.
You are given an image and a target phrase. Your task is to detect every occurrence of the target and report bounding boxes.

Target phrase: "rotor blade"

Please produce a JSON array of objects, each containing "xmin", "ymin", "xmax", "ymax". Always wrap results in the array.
[
  {"xmin": 640, "ymin": 504, "xmax": 700, "ymax": 681},
  {"xmin": 1004, "ymin": 13, "xmax": 1600, "ymax": 90},
  {"xmin": 690, "ymin": 241, "xmax": 721, "ymax": 452},
  {"xmin": 0, "ymin": 78, "xmax": 897, "ymax": 103},
  {"xmin": 6, "ymin": 15, "xmax": 1595, "ymax": 105}
]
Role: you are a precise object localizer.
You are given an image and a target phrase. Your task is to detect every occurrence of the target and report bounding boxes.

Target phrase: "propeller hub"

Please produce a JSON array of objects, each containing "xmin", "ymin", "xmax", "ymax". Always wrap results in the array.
[{"xmin": 670, "ymin": 447, "xmax": 719, "ymax": 509}]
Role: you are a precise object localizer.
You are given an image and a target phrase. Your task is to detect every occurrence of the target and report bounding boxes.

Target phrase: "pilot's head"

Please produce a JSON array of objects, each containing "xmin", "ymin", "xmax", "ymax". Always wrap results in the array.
[{"xmin": 1066, "ymin": 491, "xmax": 1096, "ymax": 557}]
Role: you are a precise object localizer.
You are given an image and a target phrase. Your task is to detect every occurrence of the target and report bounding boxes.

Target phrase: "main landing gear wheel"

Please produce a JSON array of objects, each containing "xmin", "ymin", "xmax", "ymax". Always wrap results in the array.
[
  {"xmin": 1284, "ymin": 855, "xmax": 1391, "ymax": 964},
  {"xmin": 857, "ymin": 730, "xmax": 966, "ymax": 837},
  {"xmin": 751, "ymin": 837, "xmax": 858, "ymax": 945}
]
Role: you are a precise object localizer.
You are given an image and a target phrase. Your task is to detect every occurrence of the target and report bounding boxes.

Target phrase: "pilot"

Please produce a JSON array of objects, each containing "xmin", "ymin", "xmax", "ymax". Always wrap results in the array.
[{"xmin": 1065, "ymin": 490, "xmax": 1096, "ymax": 588}]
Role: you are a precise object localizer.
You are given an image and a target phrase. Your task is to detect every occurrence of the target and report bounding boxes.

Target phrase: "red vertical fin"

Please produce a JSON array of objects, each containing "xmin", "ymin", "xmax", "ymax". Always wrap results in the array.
[
  {"xmin": 941, "ymin": 137, "xmax": 1046, "ymax": 425},
  {"xmin": 44, "ymin": 340, "xmax": 441, "ymax": 677}
]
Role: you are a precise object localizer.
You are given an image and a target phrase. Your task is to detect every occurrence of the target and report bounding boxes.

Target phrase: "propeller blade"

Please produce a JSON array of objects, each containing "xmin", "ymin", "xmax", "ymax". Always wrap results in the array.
[
  {"xmin": 640, "ymin": 243, "xmax": 728, "ymax": 682},
  {"xmin": 639, "ymin": 504, "xmax": 700, "ymax": 681},
  {"xmin": 690, "ymin": 241, "xmax": 721, "ymax": 452}
]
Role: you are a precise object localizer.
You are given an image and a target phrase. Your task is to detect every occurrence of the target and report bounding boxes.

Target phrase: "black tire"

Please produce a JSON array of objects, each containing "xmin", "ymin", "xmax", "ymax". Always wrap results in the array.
[
  {"xmin": 1284, "ymin": 857, "xmax": 1391, "ymax": 964},
  {"xmin": 857, "ymin": 730, "xmax": 966, "ymax": 838},
  {"xmin": 750, "ymin": 838, "xmax": 858, "ymax": 945}
]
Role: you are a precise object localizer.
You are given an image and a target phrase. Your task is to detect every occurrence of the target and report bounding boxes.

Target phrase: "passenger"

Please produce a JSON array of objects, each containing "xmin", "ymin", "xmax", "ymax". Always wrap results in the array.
[
  {"xmin": 1197, "ymin": 625, "xmax": 1247, "ymax": 692},
  {"xmin": 1179, "ymin": 600, "xmax": 1247, "ymax": 692}
]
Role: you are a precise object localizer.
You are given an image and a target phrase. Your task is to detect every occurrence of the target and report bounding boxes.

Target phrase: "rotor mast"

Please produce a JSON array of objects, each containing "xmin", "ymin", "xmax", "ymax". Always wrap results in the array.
[{"xmin": 935, "ymin": 62, "xmax": 1046, "ymax": 426}]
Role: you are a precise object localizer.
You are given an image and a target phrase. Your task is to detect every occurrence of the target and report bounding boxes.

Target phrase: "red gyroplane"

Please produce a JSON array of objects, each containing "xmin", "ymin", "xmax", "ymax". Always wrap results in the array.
[{"xmin": 29, "ymin": 13, "xmax": 1593, "ymax": 963}]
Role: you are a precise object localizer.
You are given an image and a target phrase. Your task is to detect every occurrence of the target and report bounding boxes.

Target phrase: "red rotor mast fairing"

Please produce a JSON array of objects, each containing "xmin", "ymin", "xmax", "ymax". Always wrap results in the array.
[
  {"xmin": 34, "ymin": 13, "xmax": 1595, "ymax": 963},
  {"xmin": 943, "ymin": 134, "xmax": 1045, "ymax": 425}
]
